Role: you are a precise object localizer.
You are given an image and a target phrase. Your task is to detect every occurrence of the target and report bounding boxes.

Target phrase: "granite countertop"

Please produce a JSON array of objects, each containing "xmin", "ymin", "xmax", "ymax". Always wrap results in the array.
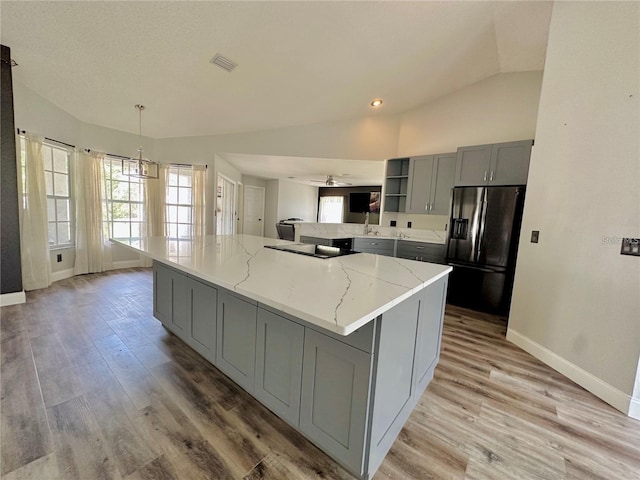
[{"xmin": 112, "ymin": 235, "xmax": 451, "ymax": 336}]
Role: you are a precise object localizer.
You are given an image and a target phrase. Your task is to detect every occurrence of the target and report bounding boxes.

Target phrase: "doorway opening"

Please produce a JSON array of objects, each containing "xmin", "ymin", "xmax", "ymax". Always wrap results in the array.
[{"xmin": 216, "ymin": 174, "xmax": 236, "ymax": 235}]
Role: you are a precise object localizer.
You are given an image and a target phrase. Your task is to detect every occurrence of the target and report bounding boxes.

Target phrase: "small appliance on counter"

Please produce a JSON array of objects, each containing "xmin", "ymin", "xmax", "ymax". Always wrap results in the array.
[{"xmin": 446, "ymin": 186, "xmax": 525, "ymax": 314}]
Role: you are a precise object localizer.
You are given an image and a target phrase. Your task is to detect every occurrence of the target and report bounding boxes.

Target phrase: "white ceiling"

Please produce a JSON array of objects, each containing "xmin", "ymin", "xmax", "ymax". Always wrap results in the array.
[
  {"xmin": 2, "ymin": 1, "xmax": 551, "ymax": 186},
  {"xmin": 1, "ymin": 1, "xmax": 552, "ymax": 140}
]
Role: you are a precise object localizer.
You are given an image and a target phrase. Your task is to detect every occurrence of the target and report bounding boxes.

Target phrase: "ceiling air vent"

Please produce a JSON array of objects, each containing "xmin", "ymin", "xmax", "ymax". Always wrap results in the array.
[{"xmin": 210, "ymin": 54, "xmax": 237, "ymax": 72}]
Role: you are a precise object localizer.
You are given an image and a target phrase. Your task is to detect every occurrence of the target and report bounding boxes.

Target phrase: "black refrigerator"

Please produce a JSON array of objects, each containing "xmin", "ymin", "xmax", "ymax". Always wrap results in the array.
[{"xmin": 446, "ymin": 186, "xmax": 525, "ymax": 314}]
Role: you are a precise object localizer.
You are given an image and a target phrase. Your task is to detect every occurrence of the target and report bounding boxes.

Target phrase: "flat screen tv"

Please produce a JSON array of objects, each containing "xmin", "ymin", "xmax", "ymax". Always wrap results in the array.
[{"xmin": 349, "ymin": 192, "xmax": 380, "ymax": 214}]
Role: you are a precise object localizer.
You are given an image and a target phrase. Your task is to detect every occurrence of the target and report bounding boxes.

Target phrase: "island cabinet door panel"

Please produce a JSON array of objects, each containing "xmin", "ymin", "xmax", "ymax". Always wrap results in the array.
[
  {"xmin": 300, "ymin": 329, "xmax": 372, "ymax": 477},
  {"xmin": 153, "ymin": 263, "xmax": 172, "ymax": 326},
  {"xmin": 413, "ymin": 277, "xmax": 448, "ymax": 395},
  {"xmin": 367, "ymin": 294, "xmax": 421, "ymax": 475},
  {"xmin": 186, "ymin": 279, "xmax": 218, "ymax": 363},
  {"xmin": 216, "ymin": 291, "xmax": 258, "ymax": 393},
  {"xmin": 254, "ymin": 308, "xmax": 304, "ymax": 427},
  {"xmin": 153, "ymin": 262, "xmax": 188, "ymax": 335}
]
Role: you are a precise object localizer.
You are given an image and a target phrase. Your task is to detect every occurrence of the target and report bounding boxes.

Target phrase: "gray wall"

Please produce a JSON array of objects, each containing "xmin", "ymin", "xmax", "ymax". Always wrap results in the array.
[{"xmin": 0, "ymin": 44, "xmax": 22, "ymax": 294}]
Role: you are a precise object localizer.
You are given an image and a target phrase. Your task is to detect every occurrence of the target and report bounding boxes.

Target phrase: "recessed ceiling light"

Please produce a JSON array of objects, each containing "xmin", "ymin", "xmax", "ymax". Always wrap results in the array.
[{"xmin": 370, "ymin": 98, "xmax": 383, "ymax": 107}]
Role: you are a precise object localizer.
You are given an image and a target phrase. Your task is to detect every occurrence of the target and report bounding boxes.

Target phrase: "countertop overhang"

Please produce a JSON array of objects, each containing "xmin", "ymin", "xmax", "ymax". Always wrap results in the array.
[{"xmin": 112, "ymin": 235, "xmax": 451, "ymax": 336}]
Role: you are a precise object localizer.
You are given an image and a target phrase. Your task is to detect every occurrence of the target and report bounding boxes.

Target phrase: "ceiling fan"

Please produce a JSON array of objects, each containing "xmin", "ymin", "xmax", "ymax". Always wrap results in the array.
[{"xmin": 310, "ymin": 175, "xmax": 353, "ymax": 187}]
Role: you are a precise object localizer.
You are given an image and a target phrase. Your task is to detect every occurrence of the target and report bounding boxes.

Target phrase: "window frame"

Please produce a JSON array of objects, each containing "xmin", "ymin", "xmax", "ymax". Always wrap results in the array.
[
  {"xmin": 102, "ymin": 156, "xmax": 146, "ymax": 241},
  {"xmin": 20, "ymin": 137, "xmax": 75, "ymax": 249},
  {"xmin": 165, "ymin": 164, "xmax": 194, "ymax": 239}
]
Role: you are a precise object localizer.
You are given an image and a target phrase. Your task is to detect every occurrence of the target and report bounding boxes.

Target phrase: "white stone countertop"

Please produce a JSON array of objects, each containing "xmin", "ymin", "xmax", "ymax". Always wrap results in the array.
[{"xmin": 112, "ymin": 235, "xmax": 451, "ymax": 336}]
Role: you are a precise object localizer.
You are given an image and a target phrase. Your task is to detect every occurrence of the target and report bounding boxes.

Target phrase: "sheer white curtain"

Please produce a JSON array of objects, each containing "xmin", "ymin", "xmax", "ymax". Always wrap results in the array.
[
  {"xmin": 144, "ymin": 165, "xmax": 167, "ymax": 237},
  {"xmin": 18, "ymin": 134, "xmax": 52, "ymax": 290},
  {"xmin": 73, "ymin": 150, "xmax": 110, "ymax": 274},
  {"xmin": 192, "ymin": 165, "xmax": 207, "ymax": 237},
  {"xmin": 141, "ymin": 165, "xmax": 167, "ymax": 267}
]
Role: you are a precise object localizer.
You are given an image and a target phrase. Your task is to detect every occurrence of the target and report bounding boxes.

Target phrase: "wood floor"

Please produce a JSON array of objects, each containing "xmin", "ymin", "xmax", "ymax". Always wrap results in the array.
[{"xmin": 1, "ymin": 268, "xmax": 638, "ymax": 479}]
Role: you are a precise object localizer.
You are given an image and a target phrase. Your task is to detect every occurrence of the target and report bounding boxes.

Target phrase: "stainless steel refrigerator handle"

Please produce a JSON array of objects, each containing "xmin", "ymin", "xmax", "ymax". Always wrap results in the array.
[{"xmin": 475, "ymin": 189, "xmax": 488, "ymax": 263}]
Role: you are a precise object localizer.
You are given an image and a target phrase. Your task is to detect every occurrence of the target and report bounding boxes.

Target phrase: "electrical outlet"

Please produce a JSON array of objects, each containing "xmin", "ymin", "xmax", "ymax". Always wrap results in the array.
[
  {"xmin": 57, "ymin": 253, "xmax": 62, "ymax": 262},
  {"xmin": 390, "ymin": 220, "xmax": 397, "ymax": 227},
  {"xmin": 407, "ymin": 221, "xmax": 412, "ymax": 228},
  {"xmin": 621, "ymin": 238, "xmax": 640, "ymax": 256},
  {"xmin": 531, "ymin": 230, "xmax": 539, "ymax": 243}
]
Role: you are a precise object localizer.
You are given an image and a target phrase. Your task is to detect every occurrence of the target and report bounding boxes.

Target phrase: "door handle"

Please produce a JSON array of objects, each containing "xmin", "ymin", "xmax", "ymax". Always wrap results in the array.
[
  {"xmin": 258, "ymin": 219, "xmax": 262, "ymax": 221},
  {"xmin": 483, "ymin": 171, "xmax": 487, "ymax": 182},
  {"xmin": 490, "ymin": 170, "xmax": 494, "ymax": 181}
]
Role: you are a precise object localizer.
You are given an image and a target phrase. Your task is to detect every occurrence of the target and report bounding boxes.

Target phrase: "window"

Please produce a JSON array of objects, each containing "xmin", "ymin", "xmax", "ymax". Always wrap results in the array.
[
  {"xmin": 318, "ymin": 196, "xmax": 344, "ymax": 223},
  {"xmin": 20, "ymin": 138, "xmax": 73, "ymax": 247},
  {"xmin": 103, "ymin": 157, "xmax": 145, "ymax": 240},
  {"xmin": 165, "ymin": 165, "xmax": 193, "ymax": 239}
]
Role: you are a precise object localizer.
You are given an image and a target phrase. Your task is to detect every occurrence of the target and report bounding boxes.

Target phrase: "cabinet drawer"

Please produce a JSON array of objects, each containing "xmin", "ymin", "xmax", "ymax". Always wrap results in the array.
[
  {"xmin": 396, "ymin": 241, "xmax": 446, "ymax": 264},
  {"xmin": 353, "ymin": 238, "xmax": 395, "ymax": 256}
]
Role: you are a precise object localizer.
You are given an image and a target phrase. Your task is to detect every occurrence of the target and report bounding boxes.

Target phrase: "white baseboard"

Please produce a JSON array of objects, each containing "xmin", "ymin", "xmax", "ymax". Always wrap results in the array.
[
  {"xmin": 0, "ymin": 290, "xmax": 26, "ymax": 307},
  {"xmin": 628, "ymin": 397, "xmax": 640, "ymax": 420},
  {"xmin": 51, "ymin": 268, "xmax": 74, "ymax": 283},
  {"xmin": 109, "ymin": 260, "xmax": 143, "ymax": 270},
  {"xmin": 506, "ymin": 328, "xmax": 634, "ymax": 417}
]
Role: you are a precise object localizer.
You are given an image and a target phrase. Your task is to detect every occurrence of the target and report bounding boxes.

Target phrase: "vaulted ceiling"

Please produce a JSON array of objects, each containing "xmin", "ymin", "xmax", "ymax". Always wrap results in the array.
[{"xmin": 1, "ymin": 1, "xmax": 552, "ymax": 139}]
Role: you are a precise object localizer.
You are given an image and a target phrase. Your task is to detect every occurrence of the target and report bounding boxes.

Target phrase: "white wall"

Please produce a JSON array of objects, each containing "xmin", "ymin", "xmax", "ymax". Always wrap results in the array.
[
  {"xmin": 508, "ymin": 2, "xmax": 640, "ymax": 416},
  {"xmin": 154, "ymin": 114, "xmax": 402, "ymax": 164},
  {"xmin": 277, "ymin": 181, "xmax": 319, "ymax": 223},
  {"xmin": 397, "ymin": 71, "xmax": 542, "ymax": 156}
]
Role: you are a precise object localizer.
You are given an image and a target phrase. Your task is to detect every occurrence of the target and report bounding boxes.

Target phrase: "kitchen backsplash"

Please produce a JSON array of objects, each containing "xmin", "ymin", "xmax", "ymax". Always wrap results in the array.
[{"xmin": 293, "ymin": 222, "xmax": 447, "ymax": 244}]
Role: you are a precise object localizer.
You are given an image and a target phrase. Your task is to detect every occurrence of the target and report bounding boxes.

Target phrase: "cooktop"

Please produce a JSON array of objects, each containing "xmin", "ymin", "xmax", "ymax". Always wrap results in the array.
[{"xmin": 265, "ymin": 243, "xmax": 359, "ymax": 259}]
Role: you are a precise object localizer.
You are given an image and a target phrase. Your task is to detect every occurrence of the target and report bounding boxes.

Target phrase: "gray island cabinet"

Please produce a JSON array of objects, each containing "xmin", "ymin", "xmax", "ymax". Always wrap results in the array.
[
  {"xmin": 152, "ymin": 260, "xmax": 447, "ymax": 479},
  {"xmin": 116, "ymin": 235, "xmax": 450, "ymax": 479}
]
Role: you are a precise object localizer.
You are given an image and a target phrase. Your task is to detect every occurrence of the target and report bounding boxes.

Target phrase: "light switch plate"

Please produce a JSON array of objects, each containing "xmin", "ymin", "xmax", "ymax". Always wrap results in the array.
[
  {"xmin": 620, "ymin": 238, "xmax": 640, "ymax": 256},
  {"xmin": 531, "ymin": 230, "xmax": 539, "ymax": 243}
]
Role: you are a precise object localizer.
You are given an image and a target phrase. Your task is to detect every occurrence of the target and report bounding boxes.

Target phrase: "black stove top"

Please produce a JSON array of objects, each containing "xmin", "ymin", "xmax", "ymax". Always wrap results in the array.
[{"xmin": 265, "ymin": 243, "xmax": 358, "ymax": 259}]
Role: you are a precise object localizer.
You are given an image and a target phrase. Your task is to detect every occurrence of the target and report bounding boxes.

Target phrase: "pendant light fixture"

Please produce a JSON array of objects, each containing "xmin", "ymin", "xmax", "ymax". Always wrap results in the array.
[{"xmin": 126, "ymin": 104, "xmax": 159, "ymax": 179}]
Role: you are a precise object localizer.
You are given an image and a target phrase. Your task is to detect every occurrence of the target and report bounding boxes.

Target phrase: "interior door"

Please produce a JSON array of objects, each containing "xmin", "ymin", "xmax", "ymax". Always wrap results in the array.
[
  {"xmin": 243, "ymin": 185, "xmax": 265, "ymax": 237},
  {"xmin": 216, "ymin": 174, "xmax": 236, "ymax": 235}
]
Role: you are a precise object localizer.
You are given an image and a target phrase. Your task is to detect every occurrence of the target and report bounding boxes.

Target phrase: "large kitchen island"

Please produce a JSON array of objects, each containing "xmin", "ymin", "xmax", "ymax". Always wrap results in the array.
[{"xmin": 112, "ymin": 234, "xmax": 451, "ymax": 480}]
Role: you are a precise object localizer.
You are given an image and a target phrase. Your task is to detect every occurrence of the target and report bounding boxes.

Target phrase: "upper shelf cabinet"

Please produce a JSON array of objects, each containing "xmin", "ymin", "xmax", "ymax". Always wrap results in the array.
[
  {"xmin": 384, "ymin": 158, "xmax": 410, "ymax": 212},
  {"xmin": 454, "ymin": 140, "xmax": 533, "ymax": 187},
  {"xmin": 407, "ymin": 153, "xmax": 456, "ymax": 215}
]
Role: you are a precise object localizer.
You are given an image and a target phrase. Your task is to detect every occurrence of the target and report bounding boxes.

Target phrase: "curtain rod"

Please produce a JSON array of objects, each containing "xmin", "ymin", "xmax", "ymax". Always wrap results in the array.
[
  {"xmin": 17, "ymin": 128, "xmax": 206, "ymax": 168},
  {"xmin": 17, "ymin": 128, "xmax": 76, "ymax": 149}
]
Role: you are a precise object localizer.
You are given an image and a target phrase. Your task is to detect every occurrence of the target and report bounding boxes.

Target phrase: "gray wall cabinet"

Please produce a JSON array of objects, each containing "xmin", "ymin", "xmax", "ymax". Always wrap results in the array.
[
  {"xmin": 254, "ymin": 308, "xmax": 304, "ymax": 427},
  {"xmin": 216, "ymin": 290, "xmax": 258, "ymax": 393},
  {"xmin": 300, "ymin": 328, "xmax": 373, "ymax": 476},
  {"xmin": 407, "ymin": 153, "xmax": 456, "ymax": 215},
  {"xmin": 153, "ymin": 261, "xmax": 448, "ymax": 480},
  {"xmin": 455, "ymin": 140, "xmax": 533, "ymax": 186}
]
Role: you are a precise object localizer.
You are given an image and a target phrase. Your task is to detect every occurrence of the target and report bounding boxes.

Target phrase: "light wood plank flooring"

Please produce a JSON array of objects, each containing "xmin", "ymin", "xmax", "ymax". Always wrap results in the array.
[{"xmin": 1, "ymin": 269, "xmax": 638, "ymax": 479}]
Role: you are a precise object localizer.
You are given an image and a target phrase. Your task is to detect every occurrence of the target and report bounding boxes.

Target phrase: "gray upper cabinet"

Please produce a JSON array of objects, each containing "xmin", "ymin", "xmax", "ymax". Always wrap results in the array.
[
  {"xmin": 407, "ymin": 153, "xmax": 456, "ymax": 215},
  {"xmin": 254, "ymin": 308, "xmax": 304, "ymax": 427},
  {"xmin": 216, "ymin": 290, "xmax": 258, "ymax": 393},
  {"xmin": 455, "ymin": 140, "xmax": 533, "ymax": 186},
  {"xmin": 300, "ymin": 329, "xmax": 372, "ymax": 476},
  {"xmin": 187, "ymin": 279, "xmax": 217, "ymax": 362}
]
